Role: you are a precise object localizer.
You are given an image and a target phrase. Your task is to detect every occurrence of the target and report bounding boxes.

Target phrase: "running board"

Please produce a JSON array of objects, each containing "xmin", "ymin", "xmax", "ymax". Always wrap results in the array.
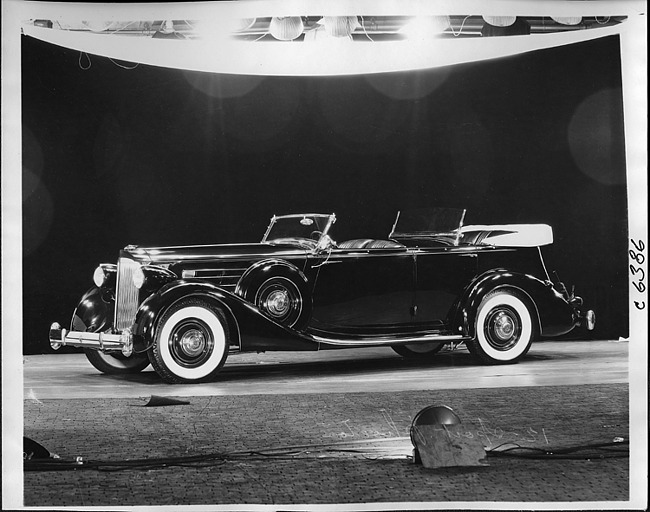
[{"xmin": 312, "ymin": 333, "xmax": 469, "ymax": 347}]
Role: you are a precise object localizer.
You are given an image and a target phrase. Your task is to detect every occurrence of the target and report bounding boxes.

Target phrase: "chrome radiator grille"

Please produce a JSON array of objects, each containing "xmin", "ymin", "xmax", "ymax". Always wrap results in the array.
[{"xmin": 115, "ymin": 257, "xmax": 140, "ymax": 331}]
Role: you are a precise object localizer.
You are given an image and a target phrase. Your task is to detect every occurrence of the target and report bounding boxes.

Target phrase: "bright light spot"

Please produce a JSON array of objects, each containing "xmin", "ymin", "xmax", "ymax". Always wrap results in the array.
[
  {"xmin": 132, "ymin": 266, "xmax": 145, "ymax": 289},
  {"xmin": 400, "ymin": 16, "xmax": 449, "ymax": 42},
  {"xmin": 568, "ymin": 88, "xmax": 626, "ymax": 185},
  {"xmin": 365, "ymin": 69, "xmax": 450, "ymax": 100},
  {"xmin": 184, "ymin": 72, "xmax": 264, "ymax": 99},
  {"xmin": 22, "ymin": 169, "xmax": 53, "ymax": 256},
  {"xmin": 192, "ymin": 17, "xmax": 254, "ymax": 42}
]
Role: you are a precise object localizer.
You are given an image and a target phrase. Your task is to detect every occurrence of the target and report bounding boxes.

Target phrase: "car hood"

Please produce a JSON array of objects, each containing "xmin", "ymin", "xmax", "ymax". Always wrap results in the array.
[{"xmin": 122, "ymin": 242, "xmax": 310, "ymax": 264}]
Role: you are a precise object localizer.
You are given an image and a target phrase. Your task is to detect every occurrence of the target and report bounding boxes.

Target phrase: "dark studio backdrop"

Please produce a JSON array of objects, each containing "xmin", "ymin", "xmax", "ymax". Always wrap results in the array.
[{"xmin": 21, "ymin": 33, "xmax": 629, "ymax": 354}]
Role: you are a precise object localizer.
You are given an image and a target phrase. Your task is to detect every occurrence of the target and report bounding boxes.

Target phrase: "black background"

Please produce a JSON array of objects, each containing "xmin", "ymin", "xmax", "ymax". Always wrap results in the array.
[{"xmin": 21, "ymin": 34, "xmax": 628, "ymax": 354}]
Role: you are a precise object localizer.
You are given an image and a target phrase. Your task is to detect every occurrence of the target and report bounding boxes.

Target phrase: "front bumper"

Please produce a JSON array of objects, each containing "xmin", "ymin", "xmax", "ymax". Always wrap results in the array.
[{"xmin": 49, "ymin": 322, "xmax": 134, "ymax": 356}]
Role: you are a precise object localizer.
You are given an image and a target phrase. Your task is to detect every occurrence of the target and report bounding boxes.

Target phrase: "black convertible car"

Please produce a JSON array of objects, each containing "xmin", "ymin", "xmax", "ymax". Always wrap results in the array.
[{"xmin": 50, "ymin": 208, "xmax": 595, "ymax": 383}]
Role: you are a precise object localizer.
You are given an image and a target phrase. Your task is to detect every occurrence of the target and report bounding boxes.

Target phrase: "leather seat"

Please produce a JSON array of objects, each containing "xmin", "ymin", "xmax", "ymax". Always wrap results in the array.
[
  {"xmin": 337, "ymin": 239, "xmax": 375, "ymax": 249},
  {"xmin": 338, "ymin": 239, "xmax": 404, "ymax": 249},
  {"xmin": 366, "ymin": 240, "xmax": 404, "ymax": 249}
]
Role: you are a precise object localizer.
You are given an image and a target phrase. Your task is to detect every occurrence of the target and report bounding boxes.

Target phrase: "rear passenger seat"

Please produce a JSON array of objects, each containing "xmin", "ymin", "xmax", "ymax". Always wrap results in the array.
[
  {"xmin": 366, "ymin": 240, "xmax": 404, "ymax": 249},
  {"xmin": 337, "ymin": 239, "xmax": 374, "ymax": 249}
]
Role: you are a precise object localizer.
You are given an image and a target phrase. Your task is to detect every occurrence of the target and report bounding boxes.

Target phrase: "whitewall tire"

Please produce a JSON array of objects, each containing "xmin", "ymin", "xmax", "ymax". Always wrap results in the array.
[
  {"xmin": 149, "ymin": 298, "xmax": 229, "ymax": 384},
  {"xmin": 471, "ymin": 290, "xmax": 535, "ymax": 364}
]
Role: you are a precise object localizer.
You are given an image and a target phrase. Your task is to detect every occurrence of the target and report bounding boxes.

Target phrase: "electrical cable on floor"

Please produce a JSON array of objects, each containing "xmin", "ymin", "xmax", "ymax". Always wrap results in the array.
[
  {"xmin": 24, "ymin": 438, "xmax": 628, "ymax": 472},
  {"xmin": 486, "ymin": 440, "xmax": 629, "ymax": 460}
]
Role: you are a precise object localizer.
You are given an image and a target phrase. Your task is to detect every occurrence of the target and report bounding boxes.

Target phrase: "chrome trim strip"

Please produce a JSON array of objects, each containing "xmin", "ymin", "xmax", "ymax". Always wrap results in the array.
[
  {"xmin": 145, "ymin": 250, "xmax": 308, "ymax": 261},
  {"xmin": 184, "ymin": 267, "xmax": 249, "ymax": 277},
  {"xmin": 185, "ymin": 267, "xmax": 250, "ymax": 272},
  {"xmin": 181, "ymin": 267, "xmax": 248, "ymax": 286},
  {"xmin": 183, "ymin": 275, "xmax": 241, "ymax": 283},
  {"xmin": 312, "ymin": 333, "xmax": 468, "ymax": 346},
  {"xmin": 307, "ymin": 247, "xmax": 493, "ymax": 260}
]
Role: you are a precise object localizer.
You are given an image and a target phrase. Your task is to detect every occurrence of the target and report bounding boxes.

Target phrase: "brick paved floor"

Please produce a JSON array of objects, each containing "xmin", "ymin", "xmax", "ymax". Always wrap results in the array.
[{"xmin": 23, "ymin": 384, "xmax": 630, "ymax": 507}]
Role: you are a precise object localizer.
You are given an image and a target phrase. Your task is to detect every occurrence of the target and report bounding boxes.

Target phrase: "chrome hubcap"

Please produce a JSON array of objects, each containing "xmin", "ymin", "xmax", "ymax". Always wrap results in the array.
[
  {"xmin": 178, "ymin": 329, "xmax": 206, "ymax": 357},
  {"xmin": 493, "ymin": 312, "xmax": 515, "ymax": 340},
  {"xmin": 255, "ymin": 277, "xmax": 303, "ymax": 327},
  {"xmin": 265, "ymin": 290, "xmax": 290, "ymax": 317},
  {"xmin": 169, "ymin": 317, "xmax": 215, "ymax": 368},
  {"xmin": 484, "ymin": 306, "xmax": 521, "ymax": 351}
]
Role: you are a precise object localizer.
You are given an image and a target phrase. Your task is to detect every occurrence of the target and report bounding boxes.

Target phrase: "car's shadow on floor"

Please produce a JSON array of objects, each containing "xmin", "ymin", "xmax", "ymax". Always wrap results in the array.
[{"xmin": 91, "ymin": 348, "xmax": 565, "ymax": 386}]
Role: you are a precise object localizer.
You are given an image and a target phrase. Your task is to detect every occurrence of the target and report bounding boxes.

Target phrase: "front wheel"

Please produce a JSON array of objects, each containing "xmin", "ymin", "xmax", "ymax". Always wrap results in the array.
[
  {"xmin": 84, "ymin": 349, "xmax": 150, "ymax": 375},
  {"xmin": 148, "ymin": 298, "xmax": 229, "ymax": 384},
  {"xmin": 392, "ymin": 342, "xmax": 444, "ymax": 359},
  {"xmin": 470, "ymin": 290, "xmax": 536, "ymax": 364}
]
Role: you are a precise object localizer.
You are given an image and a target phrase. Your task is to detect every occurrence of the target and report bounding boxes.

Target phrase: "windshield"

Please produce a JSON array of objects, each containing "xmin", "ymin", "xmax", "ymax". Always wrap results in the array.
[
  {"xmin": 390, "ymin": 208, "xmax": 466, "ymax": 244},
  {"xmin": 262, "ymin": 214, "xmax": 336, "ymax": 245}
]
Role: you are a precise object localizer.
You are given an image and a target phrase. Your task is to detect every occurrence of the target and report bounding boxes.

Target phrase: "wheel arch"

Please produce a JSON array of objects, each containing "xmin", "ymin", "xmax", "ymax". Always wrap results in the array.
[
  {"xmin": 453, "ymin": 270, "xmax": 543, "ymax": 339},
  {"xmin": 235, "ymin": 258, "xmax": 312, "ymax": 330},
  {"xmin": 235, "ymin": 258, "xmax": 309, "ymax": 297},
  {"xmin": 133, "ymin": 281, "xmax": 241, "ymax": 354}
]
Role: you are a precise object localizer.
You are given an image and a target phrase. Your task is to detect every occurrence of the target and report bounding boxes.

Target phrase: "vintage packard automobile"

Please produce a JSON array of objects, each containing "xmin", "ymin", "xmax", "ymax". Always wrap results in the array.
[{"xmin": 50, "ymin": 208, "xmax": 595, "ymax": 383}]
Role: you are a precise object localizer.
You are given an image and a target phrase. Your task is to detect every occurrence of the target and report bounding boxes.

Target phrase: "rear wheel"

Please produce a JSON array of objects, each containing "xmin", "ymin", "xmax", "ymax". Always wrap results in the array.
[
  {"xmin": 149, "ymin": 298, "xmax": 229, "ymax": 384},
  {"xmin": 84, "ymin": 349, "xmax": 150, "ymax": 375},
  {"xmin": 392, "ymin": 342, "xmax": 444, "ymax": 359},
  {"xmin": 470, "ymin": 290, "xmax": 535, "ymax": 364}
]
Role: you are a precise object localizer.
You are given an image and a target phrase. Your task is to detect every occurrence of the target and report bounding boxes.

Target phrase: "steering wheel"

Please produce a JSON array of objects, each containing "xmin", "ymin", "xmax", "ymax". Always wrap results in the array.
[{"xmin": 310, "ymin": 230, "xmax": 323, "ymax": 240}]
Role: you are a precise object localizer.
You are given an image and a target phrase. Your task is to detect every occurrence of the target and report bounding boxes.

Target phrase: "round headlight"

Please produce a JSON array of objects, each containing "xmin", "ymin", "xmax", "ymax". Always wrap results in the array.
[
  {"xmin": 93, "ymin": 266, "xmax": 106, "ymax": 287},
  {"xmin": 132, "ymin": 266, "xmax": 145, "ymax": 289}
]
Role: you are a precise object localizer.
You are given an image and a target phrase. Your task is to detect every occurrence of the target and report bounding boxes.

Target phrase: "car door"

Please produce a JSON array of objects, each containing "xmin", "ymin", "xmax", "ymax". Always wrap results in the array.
[
  {"xmin": 309, "ymin": 247, "xmax": 415, "ymax": 333},
  {"xmin": 414, "ymin": 247, "xmax": 478, "ymax": 329}
]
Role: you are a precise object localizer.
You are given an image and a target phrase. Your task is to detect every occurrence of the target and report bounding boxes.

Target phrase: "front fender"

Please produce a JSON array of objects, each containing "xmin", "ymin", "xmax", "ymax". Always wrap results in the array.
[
  {"xmin": 132, "ymin": 280, "xmax": 319, "ymax": 353},
  {"xmin": 452, "ymin": 269, "xmax": 576, "ymax": 338},
  {"xmin": 235, "ymin": 258, "xmax": 309, "ymax": 297},
  {"xmin": 70, "ymin": 286, "xmax": 113, "ymax": 333}
]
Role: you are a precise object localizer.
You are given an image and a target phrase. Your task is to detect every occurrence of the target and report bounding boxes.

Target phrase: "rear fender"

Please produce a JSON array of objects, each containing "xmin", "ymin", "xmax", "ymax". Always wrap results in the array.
[
  {"xmin": 451, "ymin": 270, "xmax": 546, "ymax": 338},
  {"xmin": 132, "ymin": 280, "xmax": 318, "ymax": 353}
]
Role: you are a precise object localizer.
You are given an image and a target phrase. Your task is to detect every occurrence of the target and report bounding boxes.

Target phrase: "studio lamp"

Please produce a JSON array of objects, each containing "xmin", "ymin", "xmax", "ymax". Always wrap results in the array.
[{"xmin": 269, "ymin": 16, "xmax": 304, "ymax": 41}]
